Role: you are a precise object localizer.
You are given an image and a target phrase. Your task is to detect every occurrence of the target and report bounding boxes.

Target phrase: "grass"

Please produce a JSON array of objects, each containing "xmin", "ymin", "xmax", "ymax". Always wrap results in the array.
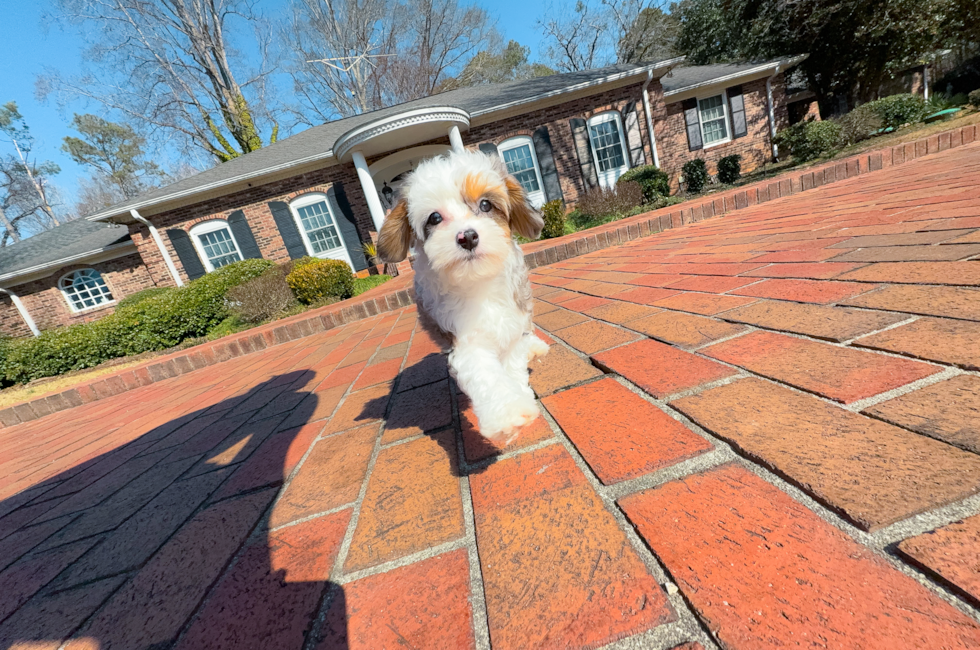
[{"xmin": 353, "ymin": 274, "xmax": 392, "ymax": 296}]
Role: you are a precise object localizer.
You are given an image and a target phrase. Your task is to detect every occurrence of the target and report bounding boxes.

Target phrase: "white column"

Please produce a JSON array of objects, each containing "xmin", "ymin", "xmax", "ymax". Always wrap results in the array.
[
  {"xmin": 351, "ymin": 150, "xmax": 387, "ymax": 232},
  {"xmin": 766, "ymin": 75, "xmax": 779, "ymax": 160},
  {"xmin": 1, "ymin": 289, "xmax": 39, "ymax": 337},
  {"xmin": 130, "ymin": 209, "xmax": 184, "ymax": 287},
  {"xmin": 449, "ymin": 125, "xmax": 464, "ymax": 153}
]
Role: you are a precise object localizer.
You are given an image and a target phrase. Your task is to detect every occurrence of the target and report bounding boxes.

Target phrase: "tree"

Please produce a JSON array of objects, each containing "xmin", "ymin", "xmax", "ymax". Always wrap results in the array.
[
  {"xmin": 538, "ymin": 1, "xmax": 610, "ymax": 72},
  {"xmin": 617, "ymin": 5, "xmax": 681, "ymax": 64},
  {"xmin": 0, "ymin": 102, "xmax": 63, "ymax": 245},
  {"xmin": 287, "ymin": 0, "xmax": 499, "ymax": 123},
  {"xmin": 63, "ymin": 115, "xmax": 162, "ymax": 200},
  {"xmin": 40, "ymin": 0, "xmax": 279, "ymax": 163},
  {"xmin": 440, "ymin": 41, "xmax": 556, "ymax": 90}
]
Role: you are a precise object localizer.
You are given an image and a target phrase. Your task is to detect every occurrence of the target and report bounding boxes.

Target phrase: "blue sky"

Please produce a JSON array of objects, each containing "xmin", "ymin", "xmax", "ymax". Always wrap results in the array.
[{"xmin": 0, "ymin": 0, "xmax": 549, "ymax": 210}]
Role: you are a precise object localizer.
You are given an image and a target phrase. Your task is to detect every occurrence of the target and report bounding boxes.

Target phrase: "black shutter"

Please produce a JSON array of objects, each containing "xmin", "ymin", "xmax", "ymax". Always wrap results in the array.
[
  {"xmin": 268, "ymin": 200, "xmax": 307, "ymax": 260},
  {"xmin": 621, "ymin": 101, "xmax": 646, "ymax": 167},
  {"xmin": 166, "ymin": 228, "xmax": 206, "ymax": 281},
  {"xmin": 227, "ymin": 210, "xmax": 262, "ymax": 259},
  {"xmin": 682, "ymin": 98, "xmax": 703, "ymax": 151},
  {"xmin": 326, "ymin": 182, "xmax": 369, "ymax": 273},
  {"xmin": 531, "ymin": 126, "xmax": 564, "ymax": 203},
  {"xmin": 727, "ymin": 85, "xmax": 747, "ymax": 138},
  {"xmin": 478, "ymin": 142, "xmax": 498, "ymax": 156},
  {"xmin": 569, "ymin": 118, "xmax": 599, "ymax": 190}
]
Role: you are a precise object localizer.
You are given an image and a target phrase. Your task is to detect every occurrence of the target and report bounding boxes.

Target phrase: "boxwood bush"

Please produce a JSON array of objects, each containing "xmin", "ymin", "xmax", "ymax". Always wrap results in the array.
[
  {"xmin": 773, "ymin": 119, "xmax": 843, "ymax": 162},
  {"xmin": 717, "ymin": 155, "xmax": 742, "ymax": 184},
  {"xmin": 868, "ymin": 93, "xmax": 927, "ymax": 129},
  {"xmin": 286, "ymin": 258, "xmax": 355, "ymax": 304},
  {"xmin": 682, "ymin": 159, "xmax": 709, "ymax": 193},
  {"xmin": 540, "ymin": 200, "xmax": 566, "ymax": 239},
  {"xmin": 1, "ymin": 259, "xmax": 273, "ymax": 384},
  {"xmin": 617, "ymin": 165, "xmax": 670, "ymax": 203}
]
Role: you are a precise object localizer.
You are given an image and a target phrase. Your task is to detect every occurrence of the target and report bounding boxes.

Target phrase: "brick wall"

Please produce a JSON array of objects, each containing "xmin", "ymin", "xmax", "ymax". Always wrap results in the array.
[
  {"xmin": 656, "ymin": 74, "xmax": 790, "ymax": 188},
  {"xmin": 134, "ymin": 164, "xmax": 376, "ymax": 285},
  {"xmin": 0, "ymin": 252, "xmax": 157, "ymax": 336}
]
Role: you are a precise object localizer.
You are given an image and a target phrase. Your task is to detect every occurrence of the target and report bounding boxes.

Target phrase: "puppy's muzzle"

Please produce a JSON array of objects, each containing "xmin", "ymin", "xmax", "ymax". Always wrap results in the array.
[{"xmin": 457, "ymin": 229, "xmax": 479, "ymax": 251}]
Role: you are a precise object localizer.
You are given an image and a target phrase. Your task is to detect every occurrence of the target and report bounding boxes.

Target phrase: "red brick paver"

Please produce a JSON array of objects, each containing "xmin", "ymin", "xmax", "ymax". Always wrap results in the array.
[{"xmin": 2, "ymin": 139, "xmax": 980, "ymax": 649}]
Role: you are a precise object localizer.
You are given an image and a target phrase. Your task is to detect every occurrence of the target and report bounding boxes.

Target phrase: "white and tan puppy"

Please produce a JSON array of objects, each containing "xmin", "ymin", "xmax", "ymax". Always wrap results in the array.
[{"xmin": 377, "ymin": 149, "xmax": 549, "ymax": 443}]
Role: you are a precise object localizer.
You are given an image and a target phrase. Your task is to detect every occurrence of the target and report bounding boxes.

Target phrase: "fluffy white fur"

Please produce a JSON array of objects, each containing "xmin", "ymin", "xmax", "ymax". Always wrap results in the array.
[{"xmin": 377, "ymin": 149, "xmax": 549, "ymax": 443}]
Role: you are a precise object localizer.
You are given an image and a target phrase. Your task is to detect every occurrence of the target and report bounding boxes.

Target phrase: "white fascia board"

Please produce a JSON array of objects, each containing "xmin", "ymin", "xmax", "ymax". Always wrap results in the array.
[{"xmin": 0, "ymin": 241, "xmax": 138, "ymax": 287}]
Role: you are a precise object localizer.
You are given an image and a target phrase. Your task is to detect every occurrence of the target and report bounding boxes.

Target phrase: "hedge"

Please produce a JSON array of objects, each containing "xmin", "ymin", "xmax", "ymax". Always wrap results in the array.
[
  {"xmin": 617, "ymin": 165, "xmax": 670, "ymax": 203},
  {"xmin": 1, "ymin": 259, "xmax": 273, "ymax": 385}
]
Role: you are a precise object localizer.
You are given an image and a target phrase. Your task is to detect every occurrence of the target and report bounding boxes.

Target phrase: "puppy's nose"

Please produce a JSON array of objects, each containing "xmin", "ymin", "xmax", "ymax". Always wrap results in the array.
[{"xmin": 457, "ymin": 229, "xmax": 479, "ymax": 251}]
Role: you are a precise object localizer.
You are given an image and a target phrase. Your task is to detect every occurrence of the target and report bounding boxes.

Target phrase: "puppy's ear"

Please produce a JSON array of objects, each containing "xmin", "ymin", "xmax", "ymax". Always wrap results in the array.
[
  {"xmin": 504, "ymin": 177, "xmax": 544, "ymax": 240},
  {"xmin": 377, "ymin": 200, "xmax": 412, "ymax": 263}
]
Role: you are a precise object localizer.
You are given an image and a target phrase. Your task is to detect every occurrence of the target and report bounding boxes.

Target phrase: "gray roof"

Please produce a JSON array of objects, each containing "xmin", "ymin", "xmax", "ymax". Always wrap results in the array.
[
  {"xmin": 0, "ymin": 219, "xmax": 132, "ymax": 282},
  {"xmin": 662, "ymin": 57, "xmax": 806, "ymax": 95},
  {"xmin": 85, "ymin": 58, "xmax": 684, "ymax": 223}
]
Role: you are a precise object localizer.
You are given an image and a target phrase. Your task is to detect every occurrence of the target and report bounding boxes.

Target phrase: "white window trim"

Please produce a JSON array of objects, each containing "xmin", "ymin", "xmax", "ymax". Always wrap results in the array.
[
  {"xmin": 586, "ymin": 111, "xmax": 630, "ymax": 189},
  {"xmin": 189, "ymin": 219, "xmax": 244, "ymax": 272},
  {"xmin": 697, "ymin": 90, "xmax": 732, "ymax": 149},
  {"xmin": 288, "ymin": 193, "xmax": 355, "ymax": 269},
  {"xmin": 58, "ymin": 268, "xmax": 116, "ymax": 313},
  {"xmin": 498, "ymin": 136, "xmax": 546, "ymax": 208}
]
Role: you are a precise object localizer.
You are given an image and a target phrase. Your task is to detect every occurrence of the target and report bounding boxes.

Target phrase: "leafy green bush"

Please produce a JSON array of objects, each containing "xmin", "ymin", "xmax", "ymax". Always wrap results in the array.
[
  {"xmin": 773, "ymin": 119, "xmax": 843, "ymax": 162},
  {"xmin": 969, "ymin": 89, "xmax": 980, "ymax": 108},
  {"xmin": 717, "ymin": 155, "xmax": 742, "ymax": 184},
  {"xmin": 838, "ymin": 104, "xmax": 883, "ymax": 145},
  {"xmin": 286, "ymin": 258, "xmax": 355, "ymax": 304},
  {"xmin": 682, "ymin": 159, "xmax": 709, "ymax": 193},
  {"xmin": 0, "ymin": 258, "xmax": 273, "ymax": 384},
  {"xmin": 617, "ymin": 165, "xmax": 670, "ymax": 203},
  {"xmin": 116, "ymin": 286, "xmax": 173, "ymax": 309},
  {"xmin": 576, "ymin": 182, "xmax": 644, "ymax": 219},
  {"xmin": 868, "ymin": 94, "xmax": 927, "ymax": 129},
  {"xmin": 541, "ymin": 200, "xmax": 566, "ymax": 239}
]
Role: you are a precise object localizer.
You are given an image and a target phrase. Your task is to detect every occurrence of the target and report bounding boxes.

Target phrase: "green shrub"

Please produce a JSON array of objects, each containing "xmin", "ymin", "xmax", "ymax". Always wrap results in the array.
[
  {"xmin": 617, "ymin": 165, "xmax": 670, "ymax": 203},
  {"xmin": 717, "ymin": 155, "xmax": 742, "ymax": 184},
  {"xmin": 773, "ymin": 119, "xmax": 842, "ymax": 162},
  {"xmin": 0, "ymin": 258, "xmax": 272, "ymax": 384},
  {"xmin": 838, "ymin": 104, "xmax": 883, "ymax": 145},
  {"xmin": 576, "ymin": 182, "xmax": 644, "ymax": 219},
  {"xmin": 116, "ymin": 286, "xmax": 173, "ymax": 309},
  {"xmin": 287, "ymin": 258, "xmax": 355, "ymax": 304},
  {"xmin": 969, "ymin": 89, "xmax": 980, "ymax": 108},
  {"xmin": 682, "ymin": 159, "xmax": 709, "ymax": 193},
  {"xmin": 868, "ymin": 93, "xmax": 927, "ymax": 128},
  {"xmin": 540, "ymin": 200, "xmax": 566, "ymax": 239},
  {"xmin": 226, "ymin": 268, "xmax": 297, "ymax": 323}
]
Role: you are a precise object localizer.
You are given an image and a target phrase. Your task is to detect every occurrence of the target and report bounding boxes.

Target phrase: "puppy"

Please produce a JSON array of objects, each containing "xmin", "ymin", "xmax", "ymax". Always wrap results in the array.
[{"xmin": 377, "ymin": 149, "xmax": 550, "ymax": 443}]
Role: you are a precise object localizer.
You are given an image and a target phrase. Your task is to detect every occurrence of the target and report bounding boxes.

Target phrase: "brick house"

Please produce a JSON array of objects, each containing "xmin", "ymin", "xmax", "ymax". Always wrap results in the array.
[{"xmin": 0, "ymin": 55, "xmax": 805, "ymax": 337}]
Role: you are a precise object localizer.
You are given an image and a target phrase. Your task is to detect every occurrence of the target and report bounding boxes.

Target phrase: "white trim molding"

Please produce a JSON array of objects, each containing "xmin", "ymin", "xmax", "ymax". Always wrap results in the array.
[
  {"xmin": 189, "ymin": 220, "xmax": 244, "ymax": 272},
  {"xmin": 0, "ymin": 240, "xmax": 137, "ymax": 287},
  {"xmin": 334, "ymin": 107, "xmax": 471, "ymax": 161}
]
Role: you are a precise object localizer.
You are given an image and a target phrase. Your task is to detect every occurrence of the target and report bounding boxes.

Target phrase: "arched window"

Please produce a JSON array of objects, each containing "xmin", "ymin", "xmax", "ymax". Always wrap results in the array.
[
  {"xmin": 189, "ymin": 220, "xmax": 243, "ymax": 271},
  {"xmin": 59, "ymin": 269, "xmax": 115, "ymax": 312},
  {"xmin": 288, "ymin": 194, "xmax": 354, "ymax": 268},
  {"xmin": 587, "ymin": 111, "xmax": 630, "ymax": 188},
  {"xmin": 498, "ymin": 136, "xmax": 546, "ymax": 208}
]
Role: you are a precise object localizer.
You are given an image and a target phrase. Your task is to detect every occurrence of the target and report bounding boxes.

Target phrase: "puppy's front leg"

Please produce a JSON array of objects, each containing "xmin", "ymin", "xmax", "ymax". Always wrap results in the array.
[{"xmin": 450, "ymin": 343, "xmax": 539, "ymax": 443}]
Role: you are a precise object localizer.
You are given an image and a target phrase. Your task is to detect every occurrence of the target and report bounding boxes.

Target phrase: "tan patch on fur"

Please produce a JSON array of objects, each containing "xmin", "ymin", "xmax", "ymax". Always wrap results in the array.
[
  {"xmin": 377, "ymin": 199, "xmax": 412, "ymax": 262},
  {"xmin": 463, "ymin": 173, "xmax": 489, "ymax": 203},
  {"xmin": 504, "ymin": 177, "xmax": 544, "ymax": 240}
]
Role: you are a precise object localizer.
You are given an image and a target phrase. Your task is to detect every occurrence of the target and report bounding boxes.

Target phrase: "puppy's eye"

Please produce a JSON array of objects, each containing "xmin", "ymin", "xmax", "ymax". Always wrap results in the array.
[
  {"xmin": 427, "ymin": 212, "xmax": 443, "ymax": 226},
  {"xmin": 479, "ymin": 199, "xmax": 492, "ymax": 213}
]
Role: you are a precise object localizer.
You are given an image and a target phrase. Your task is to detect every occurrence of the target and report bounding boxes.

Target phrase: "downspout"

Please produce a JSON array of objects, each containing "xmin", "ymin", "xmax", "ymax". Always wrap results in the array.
[
  {"xmin": 766, "ymin": 64, "xmax": 782, "ymax": 160},
  {"xmin": 642, "ymin": 70, "xmax": 661, "ymax": 168},
  {"xmin": 923, "ymin": 64, "xmax": 930, "ymax": 101},
  {"xmin": 130, "ymin": 209, "xmax": 185, "ymax": 287},
  {"xmin": 0, "ymin": 288, "xmax": 40, "ymax": 337}
]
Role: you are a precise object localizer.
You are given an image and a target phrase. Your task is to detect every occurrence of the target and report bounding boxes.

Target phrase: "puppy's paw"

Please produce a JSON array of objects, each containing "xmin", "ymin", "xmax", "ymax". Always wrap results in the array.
[
  {"xmin": 527, "ymin": 336, "xmax": 550, "ymax": 363},
  {"xmin": 481, "ymin": 398, "xmax": 540, "ymax": 446}
]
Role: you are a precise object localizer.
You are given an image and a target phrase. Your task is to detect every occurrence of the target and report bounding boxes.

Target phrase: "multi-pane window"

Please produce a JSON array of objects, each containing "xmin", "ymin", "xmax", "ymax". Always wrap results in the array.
[
  {"xmin": 698, "ymin": 94, "xmax": 730, "ymax": 145},
  {"xmin": 499, "ymin": 137, "xmax": 545, "ymax": 207},
  {"xmin": 295, "ymin": 200, "xmax": 343, "ymax": 254},
  {"xmin": 588, "ymin": 119, "xmax": 626, "ymax": 172},
  {"xmin": 190, "ymin": 221, "xmax": 243, "ymax": 271},
  {"xmin": 60, "ymin": 269, "xmax": 114, "ymax": 312}
]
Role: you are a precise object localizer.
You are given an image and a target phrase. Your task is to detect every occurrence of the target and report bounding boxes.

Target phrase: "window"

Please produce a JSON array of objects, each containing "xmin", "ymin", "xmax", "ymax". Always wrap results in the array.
[
  {"xmin": 698, "ymin": 93, "xmax": 730, "ymax": 146},
  {"xmin": 60, "ymin": 269, "xmax": 114, "ymax": 312},
  {"xmin": 189, "ymin": 220, "xmax": 243, "ymax": 271},
  {"xmin": 499, "ymin": 137, "xmax": 545, "ymax": 208},
  {"xmin": 288, "ymin": 194, "xmax": 354, "ymax": 268},
  {"xmin": 587, "ymin": 112, "xmax": 629, "ymax": 188}
]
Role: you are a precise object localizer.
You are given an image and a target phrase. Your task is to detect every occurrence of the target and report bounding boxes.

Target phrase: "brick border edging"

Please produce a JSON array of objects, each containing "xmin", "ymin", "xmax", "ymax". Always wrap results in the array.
[
  {"xmin": 0, "ymin": 280, "xmax": 417, "ymax": 429},
  {"xmin": 520, "ymin": 122, "xmax": 980, "ymax": 270},
  {"xmin": 4, "ymin": 122, "xmax": 976, "ymax": 427}
]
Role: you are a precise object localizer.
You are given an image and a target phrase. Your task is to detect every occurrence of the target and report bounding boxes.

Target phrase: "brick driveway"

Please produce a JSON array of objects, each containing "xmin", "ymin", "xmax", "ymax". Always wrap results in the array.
[{"xmin": 3, "ymin": 142, "xmax": 980, "ymax": 649}]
